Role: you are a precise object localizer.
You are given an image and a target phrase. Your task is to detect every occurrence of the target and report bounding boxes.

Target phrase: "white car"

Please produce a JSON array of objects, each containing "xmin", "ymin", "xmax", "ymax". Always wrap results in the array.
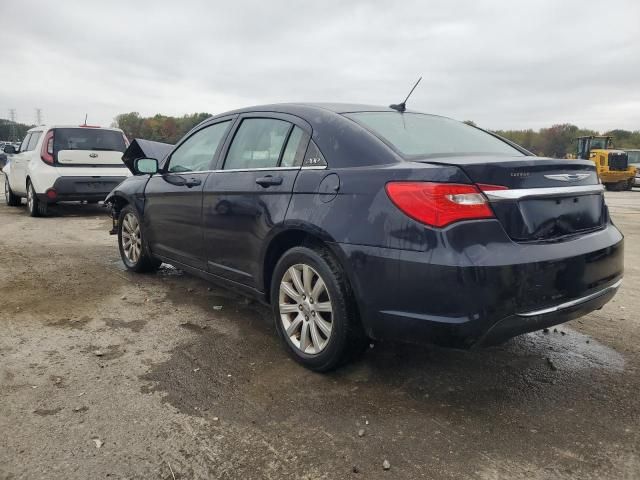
[{"xmin": 2, "ymin": 125, "xmax": 130, "ymax": 216}]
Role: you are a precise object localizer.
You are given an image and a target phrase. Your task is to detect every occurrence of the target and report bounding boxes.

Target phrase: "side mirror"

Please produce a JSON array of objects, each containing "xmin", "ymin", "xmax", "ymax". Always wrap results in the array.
[
  {"xmin": 3, "ymin": 145, "xmax": 17, "ymax": 154},
  {"xmin": 134, "ymin": 157, "xmax": 159, "ymax": 175}
]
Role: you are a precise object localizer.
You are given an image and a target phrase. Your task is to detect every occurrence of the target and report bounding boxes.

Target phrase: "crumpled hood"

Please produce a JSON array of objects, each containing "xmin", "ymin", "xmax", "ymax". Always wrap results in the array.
[{"xmin": 121, "ymin": 138, "xmax": 173, "ymax": 173}]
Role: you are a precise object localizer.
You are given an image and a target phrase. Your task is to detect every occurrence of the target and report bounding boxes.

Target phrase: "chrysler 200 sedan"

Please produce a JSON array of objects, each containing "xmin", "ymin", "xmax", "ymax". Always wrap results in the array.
[{"xmin": 105, "ymin": 103, "xmax": 623, "ymax": 371}]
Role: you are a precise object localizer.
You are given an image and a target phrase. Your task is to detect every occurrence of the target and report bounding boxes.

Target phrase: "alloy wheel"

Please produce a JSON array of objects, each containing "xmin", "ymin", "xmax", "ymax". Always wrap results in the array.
[
  {"xmin": 121, "ymin": 212, "xmax": 142, "ymax": 264},
  {"xmin": 279, "ymin": 263, "xmax": 333, "ymax": 355}
]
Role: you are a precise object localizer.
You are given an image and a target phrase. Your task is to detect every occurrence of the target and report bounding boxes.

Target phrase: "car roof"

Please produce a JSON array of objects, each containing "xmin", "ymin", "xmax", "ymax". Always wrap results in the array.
[
  {"xmin": 215, "ymin": 102, "xmax": 427, "ymax": 117},
  {"xmin": 27, "ymin": 125, "xmax": 124, "ymax": 133}
]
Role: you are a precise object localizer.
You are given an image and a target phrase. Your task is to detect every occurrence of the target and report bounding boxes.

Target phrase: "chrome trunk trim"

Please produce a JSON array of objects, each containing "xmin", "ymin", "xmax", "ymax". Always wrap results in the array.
[{"xmin": 484, "ymin": 184, "xmax": 604, "ymax": 201}]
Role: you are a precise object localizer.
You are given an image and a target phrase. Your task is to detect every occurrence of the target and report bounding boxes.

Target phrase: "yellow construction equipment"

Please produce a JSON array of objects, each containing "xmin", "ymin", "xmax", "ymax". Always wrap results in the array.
[{"xmin": 575, "ymin": 136, "xmax": 636, "ymax": 190}]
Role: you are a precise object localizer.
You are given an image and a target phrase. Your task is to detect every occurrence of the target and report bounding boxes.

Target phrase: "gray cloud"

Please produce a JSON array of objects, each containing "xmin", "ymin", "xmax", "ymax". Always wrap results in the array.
[{"xmin": 1, "ymin": 0, "xmax": 639, "ymax": 131}]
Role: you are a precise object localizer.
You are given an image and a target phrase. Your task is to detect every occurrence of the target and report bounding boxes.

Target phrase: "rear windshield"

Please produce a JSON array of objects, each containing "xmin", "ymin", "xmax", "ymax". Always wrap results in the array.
[
  {"xmin": 345, "ymin": 112, "xmax": 523, "ymax": 158},
  {"xmin": 54, "ymin": 128, "xmax": 126, "ymax": 153}
]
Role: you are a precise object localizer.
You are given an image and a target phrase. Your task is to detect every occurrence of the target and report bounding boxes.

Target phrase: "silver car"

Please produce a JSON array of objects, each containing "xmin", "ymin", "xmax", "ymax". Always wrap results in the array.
[{"xmin": 628, "ymin": 150, "xmax": 640, "ymax": 186}]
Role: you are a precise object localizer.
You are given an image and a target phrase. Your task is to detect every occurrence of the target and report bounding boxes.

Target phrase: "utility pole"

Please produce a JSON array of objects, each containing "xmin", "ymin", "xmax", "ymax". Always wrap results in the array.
[
  {"xmin": 8, "ymin": 109, "xmax": 17, "ymax": 142},
  {"xmin": 35, "ymin": 108, "xmax": 42, "ymax": 125}
]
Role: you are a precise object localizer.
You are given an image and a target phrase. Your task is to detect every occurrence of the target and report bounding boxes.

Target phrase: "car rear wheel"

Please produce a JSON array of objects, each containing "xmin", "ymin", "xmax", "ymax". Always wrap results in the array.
[
  {"xmin": 27, "ymin": 181, "xmax": 47, "ymax": 217},
  {"xmin": 118, "ymin": 205, "xmax": 161, "ymax": 273},
  {"xmin": 4, "ymin": 178, "xmax": 21, "ymax": 206},
  {"xmin": 271, "ymin": 246, "xmax": 367, "ymax": 372}
]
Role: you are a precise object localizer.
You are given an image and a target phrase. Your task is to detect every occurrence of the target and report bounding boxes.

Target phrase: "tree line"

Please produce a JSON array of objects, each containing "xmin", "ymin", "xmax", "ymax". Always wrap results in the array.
[
  {"xmin": 113, "ymin": 114, "xmax": 640, "ymax": 157},
  {"xmin": 3, "ymin": 114, "xmax": 639, "ymax": 158},
  {"xmin": 491, "ymin": 124, "xmax": 640, "ymax": 157},
  {"xmin": 0, "ymin": 119, "xmax": 33, "ymax": 141}
]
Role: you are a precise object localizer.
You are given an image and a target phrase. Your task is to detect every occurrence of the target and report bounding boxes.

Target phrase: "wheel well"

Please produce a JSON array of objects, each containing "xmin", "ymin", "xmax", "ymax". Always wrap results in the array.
[
  {"xmin": 263, "ymin": 229, "xmax": 327, "ymax": 301},
  {"xmin": 109, "ymin": 196, "xmax": 129, "ymax": 215}
]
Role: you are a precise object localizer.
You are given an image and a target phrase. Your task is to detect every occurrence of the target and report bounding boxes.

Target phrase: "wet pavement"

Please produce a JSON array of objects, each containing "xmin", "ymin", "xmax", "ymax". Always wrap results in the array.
[{"xmin": 0, "ymin": 177, "xmax": 639, "ymax": 479}]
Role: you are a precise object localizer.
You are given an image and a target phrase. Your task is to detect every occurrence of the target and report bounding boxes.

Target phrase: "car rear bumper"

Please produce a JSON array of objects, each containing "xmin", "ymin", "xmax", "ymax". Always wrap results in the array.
[
  {"xmin": 37, "ymin": 176, "xmax": 127, "ymax": 202},
  {"xmin": 336, "ymin": 220, "xmax": 624, "ymax": 348}
]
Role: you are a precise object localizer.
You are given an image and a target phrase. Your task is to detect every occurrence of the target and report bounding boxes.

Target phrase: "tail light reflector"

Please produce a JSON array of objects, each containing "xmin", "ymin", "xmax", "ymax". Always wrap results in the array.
[
  {"xmin": 385, "ymin": 182, "xmax": 506, "ymax": 227},
  {"xmin": 40, "ymin": 130, "xmax": 54, "ymax": 165}
]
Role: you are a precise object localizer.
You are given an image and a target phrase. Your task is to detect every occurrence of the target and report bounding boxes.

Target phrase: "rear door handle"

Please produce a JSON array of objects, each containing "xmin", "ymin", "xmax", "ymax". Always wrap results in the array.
[
  {"xmin": 184, "ymin": 177, "xmax": 202, "ymax": 188},
  {"xmin": 256, "ymin": 175, "xmax": 283, "ymax": 187}
]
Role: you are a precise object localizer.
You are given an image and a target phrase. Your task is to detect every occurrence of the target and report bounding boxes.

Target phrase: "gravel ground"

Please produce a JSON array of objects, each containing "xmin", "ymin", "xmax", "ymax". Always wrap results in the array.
[{"xmin": 0, "ymin": 175, "xmax": 638, "ymax": 479}]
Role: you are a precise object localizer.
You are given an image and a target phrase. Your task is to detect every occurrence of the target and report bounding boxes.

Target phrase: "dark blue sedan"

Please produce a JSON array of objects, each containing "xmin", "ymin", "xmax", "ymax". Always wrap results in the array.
[{"xmin": 106, "ymin": 104, "xmax": 623, "ymax": 371}]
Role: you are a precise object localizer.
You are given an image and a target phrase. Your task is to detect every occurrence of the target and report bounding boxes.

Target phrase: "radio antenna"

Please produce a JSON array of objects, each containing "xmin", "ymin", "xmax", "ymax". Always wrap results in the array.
[{"xmin": 390, "ymin": 77, "xmax": 422, "ymax": 113}]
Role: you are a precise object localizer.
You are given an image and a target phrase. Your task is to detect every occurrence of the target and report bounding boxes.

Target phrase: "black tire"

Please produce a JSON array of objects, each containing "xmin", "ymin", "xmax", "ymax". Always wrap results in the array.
[
  {"xmin": 117, "ymin": 205, "xmax": 161, "ymax": 273},
  {"xmin": 4, "ymin": 177, "xmax": 21, "ymax": 206},
  {"xmin": 625, "ymin": 179, "xmax": 634, "ymax": 191},
  {"xmin": 271, "ymin": 245, "xmax": 367, "ymax": 372},
  {"xmin": 27, "ymin": 180, "xmax": 47, "ymax": 217}
]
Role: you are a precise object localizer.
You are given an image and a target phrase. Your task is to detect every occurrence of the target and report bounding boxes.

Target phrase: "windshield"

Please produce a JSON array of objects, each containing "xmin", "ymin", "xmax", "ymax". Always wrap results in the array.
[
  {"xmin": 589, "ymin": 137, "xmax": 611, "ymax": 150},
  {"xmin": 54, "ymin": 128, "xmax": 126, "ymax": 153},
  {"xmin": 345, "ymin": 112, "xmax": 523, "ymax": 158}
]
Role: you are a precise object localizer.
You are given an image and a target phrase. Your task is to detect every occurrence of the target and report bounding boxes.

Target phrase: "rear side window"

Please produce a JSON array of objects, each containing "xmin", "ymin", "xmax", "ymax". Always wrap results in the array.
[
  {"xmin": 346, "ymin": 112, "xmax": 523, "ymax": 158},
  {"xmin": 26, "ymin": 132, "xmax": 42, "ymax": 151},
  {"xmin": 280, "ymin": 126, "xmax": 306, "ymax": 167},
  {"xmin": 224, "ymin": 118, "xmax": 291, "ymax": 170},
  {"xmin": 168, "ymin": 121, "xmax": 230, "ymax": 173},
  {"xmin": 54, "ymin": 128, "xmax": 126, "ymax": 154}
]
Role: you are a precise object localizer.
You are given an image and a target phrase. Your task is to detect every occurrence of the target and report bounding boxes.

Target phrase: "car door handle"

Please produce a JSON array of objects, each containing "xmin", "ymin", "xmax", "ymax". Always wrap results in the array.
[
  {"xmin": 256, "ymin": 175, "xmax": 283, "ymax": 187},
  {"xmin": 184, "ymin": 177, "xmax": 202, "ymax": 188}
]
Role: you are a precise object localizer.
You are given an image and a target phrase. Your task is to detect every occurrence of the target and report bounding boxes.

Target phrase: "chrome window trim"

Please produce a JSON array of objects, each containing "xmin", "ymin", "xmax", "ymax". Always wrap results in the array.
[
  {"xmin": 162, "ymin": 165, "xmax": 327, "ymax": 175},
  {"xmin": 484, "ymin": 184, "xmax": 604, "ymax": 201},
  {"xmin": 517, "ymin": 279, "xmax": 622, "ymax": 317}
]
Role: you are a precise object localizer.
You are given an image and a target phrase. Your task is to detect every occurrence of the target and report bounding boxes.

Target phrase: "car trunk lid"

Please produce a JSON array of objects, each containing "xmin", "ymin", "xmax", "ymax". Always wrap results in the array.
[
  {"xmin": 421, "ymin": 156, "xmax": 605, "ymax": 241},
  {"xmin": 57, "ymin": 149, "xmax": 124, "ymax": 166}
]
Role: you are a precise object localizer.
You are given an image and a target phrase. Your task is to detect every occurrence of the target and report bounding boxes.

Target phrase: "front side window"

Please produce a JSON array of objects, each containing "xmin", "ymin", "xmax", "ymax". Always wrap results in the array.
[
  {"xmin": 346, "ymin": 112, "xmax": 524, "ymax": 158},
  {"xmin": 20, "ymin": 134, "xmax": 31, "ymax": 152},
  {"xmin": 26, "ymin": 132, "xmax": 42, "ymax": 151},
  {"xmin": 224, "ymin": 118, "xmax": 291, "ymax": 170},
  {"xmin": 168, "ymin": 121, "xmax": 230, "ymax": 173}
]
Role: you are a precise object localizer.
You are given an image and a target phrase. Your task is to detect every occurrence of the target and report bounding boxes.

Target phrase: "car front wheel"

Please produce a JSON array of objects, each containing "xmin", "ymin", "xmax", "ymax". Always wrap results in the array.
[
  {"xmin": 118, "ymin": 205, "xmax": 161, "ymax": 273},
  {"xmin": 271, "ymin": 246, "xmax": 367, "ymax": 372},
  {"xmin": 4, "ymin": 178, "xmax": 21, "ymax": 206}
]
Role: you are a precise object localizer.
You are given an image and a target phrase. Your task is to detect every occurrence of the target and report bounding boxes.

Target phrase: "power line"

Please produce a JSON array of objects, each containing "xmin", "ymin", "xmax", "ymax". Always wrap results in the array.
[{"xmin": 8, "ymin": 109, "xmax": 17, "ymax": 141}]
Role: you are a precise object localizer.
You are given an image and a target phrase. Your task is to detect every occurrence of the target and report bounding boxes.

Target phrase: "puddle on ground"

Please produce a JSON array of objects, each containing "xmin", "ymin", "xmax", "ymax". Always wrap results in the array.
[{"xmin": 517, "ymin": 327, "xmax": 625, "ymax": 372}]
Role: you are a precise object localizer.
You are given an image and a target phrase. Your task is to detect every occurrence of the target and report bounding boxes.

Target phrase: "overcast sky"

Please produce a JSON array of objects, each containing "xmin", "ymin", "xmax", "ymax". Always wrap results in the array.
[{"xmin": 1, "ymin": 0, "xmax": 639, "ymax": 131}]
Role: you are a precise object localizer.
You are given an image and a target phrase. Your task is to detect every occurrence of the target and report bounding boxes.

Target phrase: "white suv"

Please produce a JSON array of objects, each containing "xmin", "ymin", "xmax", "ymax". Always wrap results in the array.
[{"xmin": 2, "ymin": 125, "xmax": 130, "ymax": 216}]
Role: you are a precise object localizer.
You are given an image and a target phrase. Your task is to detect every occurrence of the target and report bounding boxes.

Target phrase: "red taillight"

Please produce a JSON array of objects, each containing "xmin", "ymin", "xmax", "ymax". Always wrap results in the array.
[
  {"xmin": 385, "ymin": 182, "xmax": 503, "ymax": 227},
  {"xmin": 45, "ymin": 189, "xmax": 57, "ymax": 200},
  {"xmin": 40, "ymin": 130, "xmax": 54, "ymax": 165}
]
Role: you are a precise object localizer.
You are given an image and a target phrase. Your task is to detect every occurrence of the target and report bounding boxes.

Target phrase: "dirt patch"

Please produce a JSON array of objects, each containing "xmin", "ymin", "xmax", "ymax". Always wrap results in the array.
[
  {"xmin": 103, "ymin": 318, "xmax": 147, "ymax": 332},
  {"xmin": 33, "ymin": 408, "xmax": 62, "ymax": 416}
]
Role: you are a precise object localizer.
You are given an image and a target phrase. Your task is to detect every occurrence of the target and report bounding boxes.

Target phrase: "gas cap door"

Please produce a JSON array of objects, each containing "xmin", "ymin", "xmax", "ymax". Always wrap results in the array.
[{"xmin": 317, "ymin": 173, "xmax": 340, "ymax": 203}]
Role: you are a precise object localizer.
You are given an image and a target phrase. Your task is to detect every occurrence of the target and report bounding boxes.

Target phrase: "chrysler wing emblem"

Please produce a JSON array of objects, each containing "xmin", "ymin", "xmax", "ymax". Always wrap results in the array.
[
  {"xmin": 544, "ymin": 173, "xmax": 591, "ymax": 182},
  {"xmin": 89, "ymin": 153, "xmax": 98, "ymax": 158}
]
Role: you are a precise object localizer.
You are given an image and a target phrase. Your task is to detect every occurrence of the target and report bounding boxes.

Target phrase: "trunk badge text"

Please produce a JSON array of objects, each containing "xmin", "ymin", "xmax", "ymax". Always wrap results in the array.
[
  {"xmin": 89, "ymin": 153, "xmax": 98, "ymax": 158},
  {"xmin": 544, "ymin": 173, "xmax": 591, "ymax": 182}
]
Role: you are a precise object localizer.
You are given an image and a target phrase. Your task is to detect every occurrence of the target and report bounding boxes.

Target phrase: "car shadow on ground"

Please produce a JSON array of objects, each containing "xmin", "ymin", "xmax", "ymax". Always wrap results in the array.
[
  {"xmin": 140, "ymin": 267, "xmax": 627, "ymax": 428},
  {"xmin": 6, "ymin": 201, "xmax": 109, "ymax": 218}
]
